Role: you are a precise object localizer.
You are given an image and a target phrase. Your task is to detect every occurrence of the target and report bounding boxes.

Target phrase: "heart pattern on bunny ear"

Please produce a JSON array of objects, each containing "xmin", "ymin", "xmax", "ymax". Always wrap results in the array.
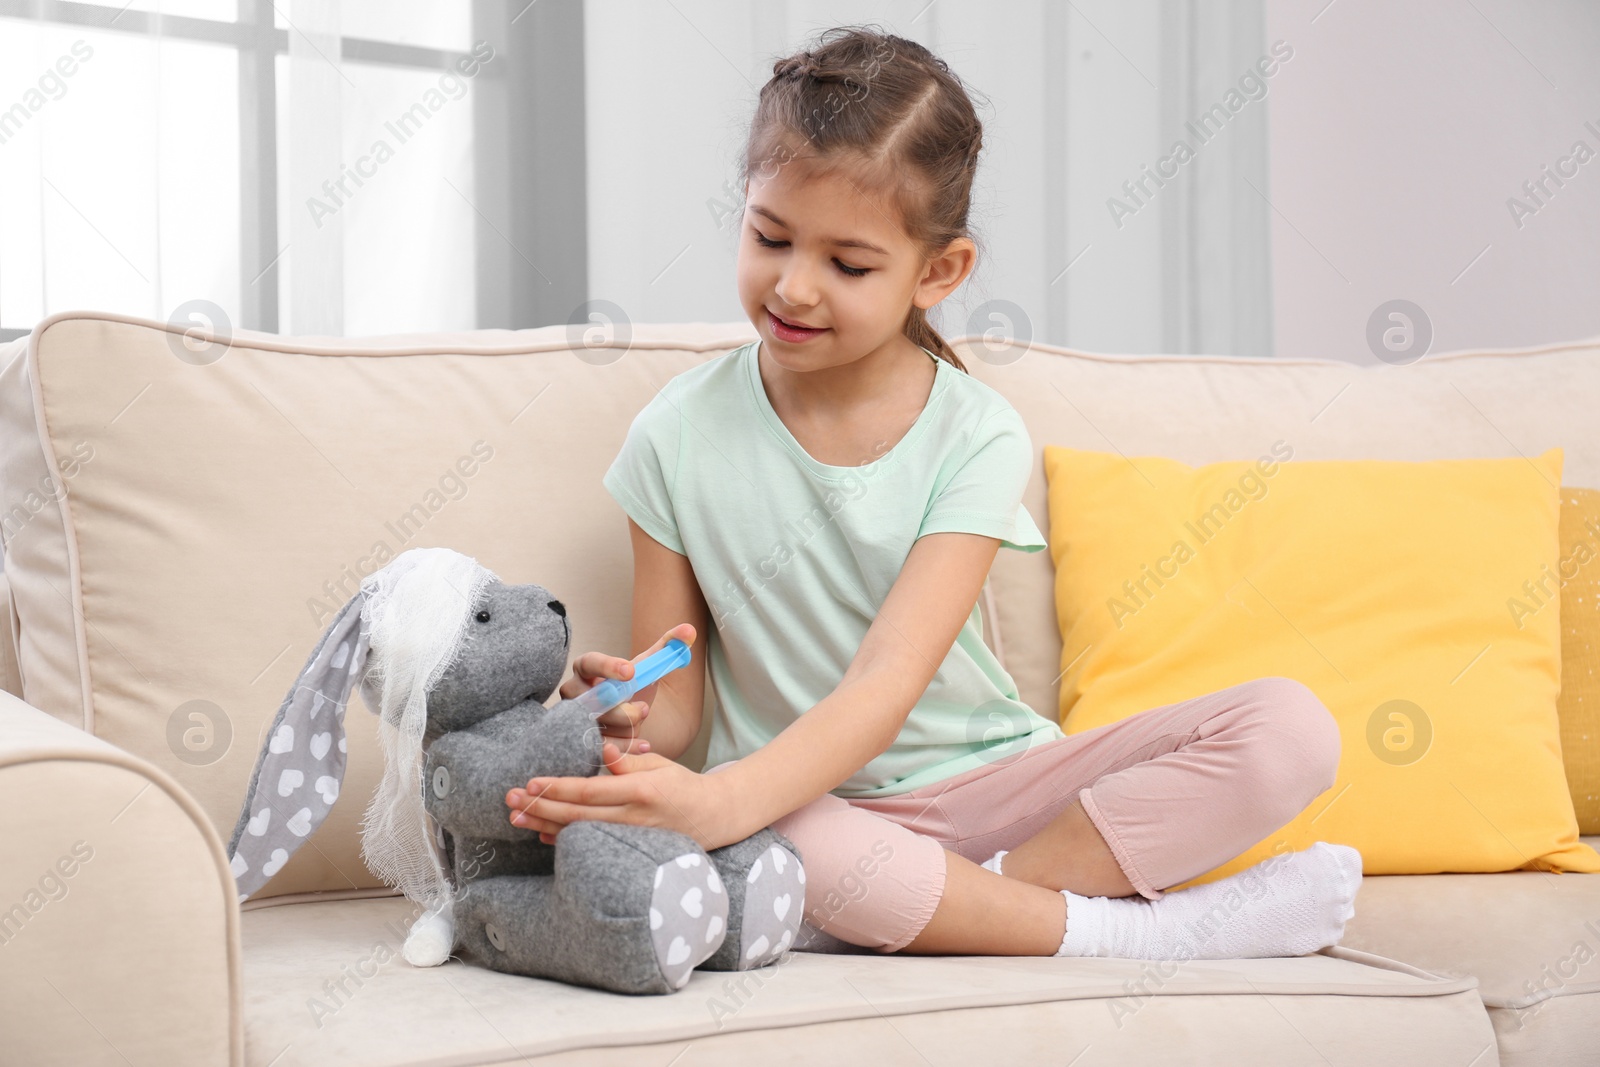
[{"xmin": 225, "ymin": 589, "xmax": 371, "ymax": 901}]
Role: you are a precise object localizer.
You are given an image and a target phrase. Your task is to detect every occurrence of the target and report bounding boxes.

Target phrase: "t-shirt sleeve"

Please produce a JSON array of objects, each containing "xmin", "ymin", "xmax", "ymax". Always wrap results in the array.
[
  {"xmin": 917, "ymin": 405, "xmax": 1046, "ymax": 553},
  {"xmin": 602, "ymin": 390, "xmax": 686, "ymax": 555}
]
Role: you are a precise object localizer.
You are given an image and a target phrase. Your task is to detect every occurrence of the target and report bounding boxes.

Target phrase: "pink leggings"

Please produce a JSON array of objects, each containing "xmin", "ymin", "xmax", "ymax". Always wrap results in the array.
[{"xmin": 736, "ymin": 677, "xmax": 1341, "ymax": 953}]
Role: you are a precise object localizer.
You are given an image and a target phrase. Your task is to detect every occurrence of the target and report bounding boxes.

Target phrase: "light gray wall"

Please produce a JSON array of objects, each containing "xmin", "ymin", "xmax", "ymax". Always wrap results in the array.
[{"xmin": 1265, "ymin": 0, "xmax": 1600, "ymax": 362}]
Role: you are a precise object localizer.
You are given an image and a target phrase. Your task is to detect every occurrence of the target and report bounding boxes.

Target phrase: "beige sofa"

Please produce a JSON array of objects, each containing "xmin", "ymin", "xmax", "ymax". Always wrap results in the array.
[{"xmin": 1, "ymin": 311, "xmax": 1595, "ymax": 1066}]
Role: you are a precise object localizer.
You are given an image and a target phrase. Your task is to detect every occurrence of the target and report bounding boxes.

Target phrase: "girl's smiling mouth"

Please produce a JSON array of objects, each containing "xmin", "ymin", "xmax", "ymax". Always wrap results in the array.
[{"xmin": 768, "ymin": 308, "xmax": 830, "ymax": 342}]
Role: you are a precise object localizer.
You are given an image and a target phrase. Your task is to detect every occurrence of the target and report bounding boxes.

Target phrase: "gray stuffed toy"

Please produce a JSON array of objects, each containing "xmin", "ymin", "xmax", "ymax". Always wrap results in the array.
[{"xmin": 225, "ymin": 546, "xmax": 806, "ymax": 994}]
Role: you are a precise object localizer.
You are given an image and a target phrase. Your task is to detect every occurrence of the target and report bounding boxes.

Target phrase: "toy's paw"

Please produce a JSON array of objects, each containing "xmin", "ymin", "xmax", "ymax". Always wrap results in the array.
[
  {"xmin": 403, "ymin": 904, "xmax": 455, "ymax": 967},
  {"xmin": 732, "ymin": 841, "xmax": 805, "ymax": 969},
  {"xmin": 649, "ymin": 851, "xmax": 728, "ymax": 989}
]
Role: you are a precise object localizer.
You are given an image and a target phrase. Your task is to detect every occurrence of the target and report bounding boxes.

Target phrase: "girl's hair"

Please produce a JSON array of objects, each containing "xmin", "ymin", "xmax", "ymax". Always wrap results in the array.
[{"xmin": 741, "ymin": 26, "xmax": 986, "ymax": 373}]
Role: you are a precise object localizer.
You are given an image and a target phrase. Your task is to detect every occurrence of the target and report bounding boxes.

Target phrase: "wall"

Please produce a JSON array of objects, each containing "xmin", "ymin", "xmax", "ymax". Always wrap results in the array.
[{"xmin": 1265, "ymin": 0, "xmax": 1600, "ymax": 362}]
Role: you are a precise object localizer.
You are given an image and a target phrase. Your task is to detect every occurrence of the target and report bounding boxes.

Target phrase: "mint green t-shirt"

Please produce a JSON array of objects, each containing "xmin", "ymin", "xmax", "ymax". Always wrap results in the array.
[{"xmin": 602, "ymin": 340, "xmax": 1065, "ymax": 798}]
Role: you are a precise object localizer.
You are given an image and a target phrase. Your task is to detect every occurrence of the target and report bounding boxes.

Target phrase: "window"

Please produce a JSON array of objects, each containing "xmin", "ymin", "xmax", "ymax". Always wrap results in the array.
[{"xmin": 0, "ymin": 0, "xmax": 586, "ymax": 341}]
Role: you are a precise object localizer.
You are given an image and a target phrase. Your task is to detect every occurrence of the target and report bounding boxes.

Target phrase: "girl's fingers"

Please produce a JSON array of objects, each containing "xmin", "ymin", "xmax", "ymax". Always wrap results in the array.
[
  {"xmin": 599, "ymin": 732, "xmax": 652, "ymax": 755},
  {"xmin": 511, "ymin": 774, "xmax": 643, "ymax": 810},
  {"xmin": 506, "ymin": 786, "xmax": 569, "ymax": 835},
  {"xmin": 560, "ymin": 652, "xmax": 636, "ymax": 699},
  {"xmin": 636, "ymin": 625, "xmax": 692, "ymax": 665},
  {"xmin": 509, "ymin": 810, "xmax": 565, "ymax": 835},
  {"xmin": 560, "ymin": 628, "xmax": 691, "ymax": 701},
  {"xmin": 597, "ymin": 700, "xmax": 649, "ymax": 731},
  {"xmin": 585, "ymin": 652, "xmax": 634, "ymax": 682},
  {"xmin": 515, "ymin": 796, "xmax": 636, "ymax": 826},
  {"xmin": 660, "ymin": 623, "xmax": 696, "ymax": 648},
  {"xmin": 507, "ymin": 779, "xmax": 599, "ymax": 807},
  {"xmin": 595, "ymin": 731, "xmax": 630, "ymax": 754}
]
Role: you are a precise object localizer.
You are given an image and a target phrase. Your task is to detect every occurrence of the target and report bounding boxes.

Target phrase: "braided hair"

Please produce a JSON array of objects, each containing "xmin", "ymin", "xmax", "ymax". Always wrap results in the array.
[{"xmin": 743, "ymin": 26, "xmax": 988, "ymax": 372}]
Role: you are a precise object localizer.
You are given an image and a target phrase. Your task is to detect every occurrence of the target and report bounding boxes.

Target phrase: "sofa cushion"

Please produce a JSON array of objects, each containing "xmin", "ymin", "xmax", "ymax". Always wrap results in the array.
[
  {"xmin": 1038, "ymin": 443, "xmax": 1598, "ymax": 882},
  {"xmin": 240, "ymin": 895, "xmax": 1494, "ymax": 1066},
  {"xmin": 963, "ymin": 335, "xmax": 1600, "ymax": 732},
  {"xmin": 1340, "ymin": 834, "xmax": 1600, "ymax": 1067},
  {"xmin": 1558, "ymin": 488, "xmax": 1600, "ymax": 834},
  {"xmin": 0, "ymin": 312, "xmax": 757, "ymax": 899}
]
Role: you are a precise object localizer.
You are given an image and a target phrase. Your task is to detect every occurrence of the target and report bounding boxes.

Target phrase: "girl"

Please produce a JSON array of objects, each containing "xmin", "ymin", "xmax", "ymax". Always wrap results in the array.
[{"xmin": 505, "ymin": 26, "xmax": 1361, "ymax": 961}]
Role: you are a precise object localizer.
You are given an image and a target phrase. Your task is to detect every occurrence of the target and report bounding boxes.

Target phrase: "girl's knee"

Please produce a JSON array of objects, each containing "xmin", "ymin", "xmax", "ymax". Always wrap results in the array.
[
  {"xmin": 1238, "ymin": 676, "xmax": 1342, "ymax": 794},
  {"xmin": 770, "ymin": 801, "xmax": 944, "ymax": 951},
  {"xmin": 770, "ymin": 800, "xmax": 890, "ymax": 925},
  {"xmin": 798, "ymin": 836, "xmax": 903, "ymax": 938}
]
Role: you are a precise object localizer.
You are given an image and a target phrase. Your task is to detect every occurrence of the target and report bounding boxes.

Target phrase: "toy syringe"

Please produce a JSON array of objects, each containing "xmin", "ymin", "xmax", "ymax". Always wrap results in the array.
[{"xmin": 568, "ymin": 639, "xmax": 692, "ymax": 719}]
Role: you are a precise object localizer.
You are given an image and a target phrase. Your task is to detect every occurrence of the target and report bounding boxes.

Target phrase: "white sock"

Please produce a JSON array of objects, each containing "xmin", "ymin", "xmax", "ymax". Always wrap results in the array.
[
  {"xmin": 1054, "ymin": 842, "xmax": 1362, "ymax": 960},
  {"xmin": 980, "ymin": 850, "xmax": 1007, "ymax": 876}
]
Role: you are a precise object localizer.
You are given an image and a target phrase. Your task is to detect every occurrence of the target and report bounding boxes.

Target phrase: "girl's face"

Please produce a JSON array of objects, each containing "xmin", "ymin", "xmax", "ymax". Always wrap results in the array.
[{"xmin": 736, "ymin": 156, "xmax": 973, "ymax": 374}]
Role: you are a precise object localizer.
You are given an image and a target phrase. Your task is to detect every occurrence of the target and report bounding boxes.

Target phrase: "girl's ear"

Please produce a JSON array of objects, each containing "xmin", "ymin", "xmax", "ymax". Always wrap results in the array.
[
  {"xmin": 914, "ymin": 235, "xmax": 978, "ymax": 308},
  {"xmin": 226, "ymin": 590, "xmax": 371, "ymax": 901}
]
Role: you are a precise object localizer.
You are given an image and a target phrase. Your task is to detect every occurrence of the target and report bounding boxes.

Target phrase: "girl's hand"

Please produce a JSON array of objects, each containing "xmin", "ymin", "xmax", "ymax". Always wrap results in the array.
[
  {"xmin": 559, "ymin": 624, "xmax": 696, "ymax": 756},
  {"xmin": 505, "ymin": 742, "xmax": 734, "ymax": 851}
]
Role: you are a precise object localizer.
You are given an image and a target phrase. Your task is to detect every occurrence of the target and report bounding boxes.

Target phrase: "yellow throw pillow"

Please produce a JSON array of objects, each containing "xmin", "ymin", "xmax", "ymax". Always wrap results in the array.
[
  {"xmin": 1043, "ymin": 444, "xmax": 1600, "ymax": 889},
  {"xmin": 1558, "ymin": 488, "xmax": 1600, "ymax": 834}
]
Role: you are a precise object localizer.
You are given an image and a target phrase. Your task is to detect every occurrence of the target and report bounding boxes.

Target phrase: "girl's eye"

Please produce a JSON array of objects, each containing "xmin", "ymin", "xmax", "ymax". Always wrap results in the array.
[{"xmin": 752, "ymin": 230, "xmax": 872, "ymax": 278}]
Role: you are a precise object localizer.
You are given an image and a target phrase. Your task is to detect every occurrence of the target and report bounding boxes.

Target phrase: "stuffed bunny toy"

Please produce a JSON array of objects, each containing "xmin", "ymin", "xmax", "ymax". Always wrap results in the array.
[{"xmin": 225, "ymin": 546, "xmax": 806, "ymax": 994}]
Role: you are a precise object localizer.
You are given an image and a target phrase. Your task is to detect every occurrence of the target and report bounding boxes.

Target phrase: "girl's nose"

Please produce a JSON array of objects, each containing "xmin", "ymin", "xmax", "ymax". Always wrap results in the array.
[{"xmin": 774, "ymin": 260, "xmax": 821, "ymax": 309}]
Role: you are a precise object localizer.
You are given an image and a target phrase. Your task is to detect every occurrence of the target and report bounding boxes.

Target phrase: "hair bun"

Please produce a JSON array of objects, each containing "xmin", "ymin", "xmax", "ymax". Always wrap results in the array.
[{"xmin": 774, "ymin": 51, "xmax": 818, "ymax": 79}]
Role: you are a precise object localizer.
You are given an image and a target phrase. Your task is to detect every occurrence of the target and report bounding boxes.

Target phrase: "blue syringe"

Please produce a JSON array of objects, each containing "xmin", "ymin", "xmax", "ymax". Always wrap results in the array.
[{"xmin": 567, "ymin": 639, "xmax": 692, "ymax": 719}]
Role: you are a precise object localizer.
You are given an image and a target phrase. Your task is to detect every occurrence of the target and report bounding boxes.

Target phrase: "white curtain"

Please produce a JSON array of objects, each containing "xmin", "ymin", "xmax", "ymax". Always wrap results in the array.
[
  {"xmin": 285, "ymin": 0, "xmax": 344, "ymax": 336},
  {"xmin": 0, "ymin": 0, "xmax": 478, "ymax": 339},
  {"xmin": 0, "ymin": 2, "xmax": 241, "ymax": 336}
]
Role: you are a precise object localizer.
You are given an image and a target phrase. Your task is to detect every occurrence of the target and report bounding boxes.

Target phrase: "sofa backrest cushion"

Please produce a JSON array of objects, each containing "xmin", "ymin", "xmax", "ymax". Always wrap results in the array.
[{"xmin": 0, "ymin": 313, "xmax": 756, "ymax": 900}]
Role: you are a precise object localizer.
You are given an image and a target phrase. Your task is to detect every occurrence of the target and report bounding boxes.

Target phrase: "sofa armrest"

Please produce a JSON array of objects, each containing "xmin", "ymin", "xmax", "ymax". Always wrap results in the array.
[
  {"xmin": 0, "ymin": 563, "xmax": 24, "ymax": 700},
  {"xmin": 0, "ymin": 691, "xmax": 242, "ymax": 1066}
]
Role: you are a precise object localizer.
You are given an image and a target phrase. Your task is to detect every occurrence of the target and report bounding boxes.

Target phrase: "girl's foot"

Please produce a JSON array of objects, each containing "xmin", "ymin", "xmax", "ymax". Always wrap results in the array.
[{"xmin": 1054, "ymin": 841, "xmax": 1362, "ymax": 960}]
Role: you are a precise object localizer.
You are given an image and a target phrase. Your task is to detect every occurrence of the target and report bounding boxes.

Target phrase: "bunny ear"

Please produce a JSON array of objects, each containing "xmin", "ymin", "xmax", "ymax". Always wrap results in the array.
[{"xmin": 226, "ymin": 590, "xmax": 371, "ymax": 901}]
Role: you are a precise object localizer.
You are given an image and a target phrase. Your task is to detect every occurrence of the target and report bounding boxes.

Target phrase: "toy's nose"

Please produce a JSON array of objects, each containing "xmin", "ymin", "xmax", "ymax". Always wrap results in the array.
[{"xmin": 548, "ymin": 599, "xmax": 566, "ymax": 618}]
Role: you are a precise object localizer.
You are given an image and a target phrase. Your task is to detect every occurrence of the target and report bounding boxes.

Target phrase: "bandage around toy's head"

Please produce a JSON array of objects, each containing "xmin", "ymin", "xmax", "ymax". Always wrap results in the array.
[{"xmin": 356, "ymin": 547, "xmax": 494, "ymax": 916}]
